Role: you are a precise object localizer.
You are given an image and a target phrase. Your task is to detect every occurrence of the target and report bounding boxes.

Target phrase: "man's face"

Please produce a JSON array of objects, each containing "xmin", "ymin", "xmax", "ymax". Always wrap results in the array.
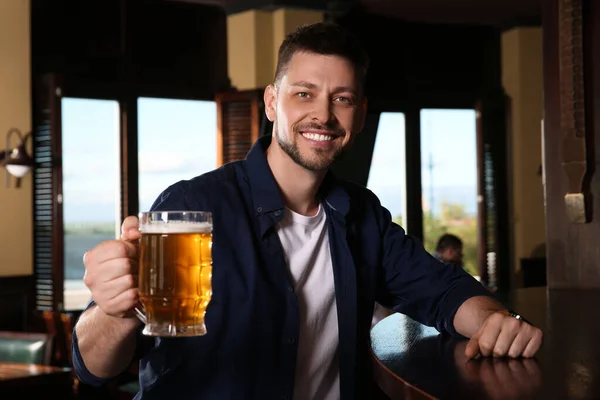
[
  {"xmin": 264, "ymin": 51, "xmax": 366, "ymax": 172},
  {"xmin": 442, "ymin": 246, "xmax": 464, "ymax": 266}
]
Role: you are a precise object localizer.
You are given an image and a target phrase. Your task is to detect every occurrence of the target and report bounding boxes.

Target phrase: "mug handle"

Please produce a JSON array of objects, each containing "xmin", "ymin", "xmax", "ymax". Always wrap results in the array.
[{"xmin": 133, "ymin": 304, "xmax": 146, "ymax": 324}]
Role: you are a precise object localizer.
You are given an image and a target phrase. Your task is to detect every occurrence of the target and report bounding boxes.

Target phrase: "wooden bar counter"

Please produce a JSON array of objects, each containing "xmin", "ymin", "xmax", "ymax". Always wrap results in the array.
[{"xmin": 371, "ymin": 287, "xmax": 600, "ymax": 399}]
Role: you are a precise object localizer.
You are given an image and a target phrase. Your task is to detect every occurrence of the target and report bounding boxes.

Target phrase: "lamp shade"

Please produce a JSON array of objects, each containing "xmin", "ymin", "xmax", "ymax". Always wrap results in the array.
[
  {"xmin": 3, "ymin": 144, "xmax": 34, "ymax": 178},
  {"xmin": 6, "ymin": 164, "xmax": 32, "ymax": 178}
]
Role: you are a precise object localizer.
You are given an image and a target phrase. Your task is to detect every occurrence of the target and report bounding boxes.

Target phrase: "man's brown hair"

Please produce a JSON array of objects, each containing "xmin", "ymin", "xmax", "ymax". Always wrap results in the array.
[{"xmin": 273, "ymin": 22, "xmax": 370, "ymax": 91}]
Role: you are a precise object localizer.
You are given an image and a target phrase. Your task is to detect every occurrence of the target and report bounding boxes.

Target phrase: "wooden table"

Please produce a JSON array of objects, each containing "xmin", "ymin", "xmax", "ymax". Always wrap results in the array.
[
  {"xmin": 0, "ymin": 362, "xmax": 73, "ymax": 398},
  {"xmin": 371, "ymin": 287, "xmax": 600, "ymax": 399}
]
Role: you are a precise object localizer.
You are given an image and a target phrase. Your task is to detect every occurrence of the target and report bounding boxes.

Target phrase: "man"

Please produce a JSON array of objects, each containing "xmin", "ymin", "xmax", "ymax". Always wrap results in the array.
[
  {"xmin": 73, "ymin": 22, "xmax": 542, "ymax": 400},
  {"xmin": 434, "ymin": 233, "xmax": 464, "ymax": 266}
]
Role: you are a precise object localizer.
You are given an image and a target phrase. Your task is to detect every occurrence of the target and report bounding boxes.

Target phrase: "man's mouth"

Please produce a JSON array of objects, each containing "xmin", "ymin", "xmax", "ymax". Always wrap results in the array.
[{"xmin": 301, "ymin": 132, "xmax": 336, "ymax": 142}]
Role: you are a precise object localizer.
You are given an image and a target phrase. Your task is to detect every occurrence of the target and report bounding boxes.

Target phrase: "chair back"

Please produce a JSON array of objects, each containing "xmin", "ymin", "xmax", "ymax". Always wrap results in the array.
[{"xmin": 0, "ymin": 331, "xmax": 54, "ymax": 365}]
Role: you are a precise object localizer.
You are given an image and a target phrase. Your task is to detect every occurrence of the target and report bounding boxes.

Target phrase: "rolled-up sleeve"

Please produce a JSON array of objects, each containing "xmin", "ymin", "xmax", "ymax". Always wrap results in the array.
[{"xmin": 375, "ymin": 204, "xmax": 496, "ymax": 337}]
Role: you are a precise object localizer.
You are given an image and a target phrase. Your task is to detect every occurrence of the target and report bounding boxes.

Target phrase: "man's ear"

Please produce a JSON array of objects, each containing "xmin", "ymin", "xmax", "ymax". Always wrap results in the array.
[{"xmin": 264, "ymin": 84, "xmax": 277, "ymax": 122}]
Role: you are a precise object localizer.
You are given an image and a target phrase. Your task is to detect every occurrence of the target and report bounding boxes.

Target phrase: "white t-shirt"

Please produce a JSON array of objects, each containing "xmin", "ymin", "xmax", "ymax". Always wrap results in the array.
[{"xmin": 276, "ymin": 204, "xmax": 340, "ymax": 400}]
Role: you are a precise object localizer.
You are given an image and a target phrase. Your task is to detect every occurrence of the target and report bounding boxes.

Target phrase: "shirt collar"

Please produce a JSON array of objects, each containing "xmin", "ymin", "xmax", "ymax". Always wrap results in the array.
[{"xmin": 244, "ymin": 135, "xmax": 350, "ymax": 217}]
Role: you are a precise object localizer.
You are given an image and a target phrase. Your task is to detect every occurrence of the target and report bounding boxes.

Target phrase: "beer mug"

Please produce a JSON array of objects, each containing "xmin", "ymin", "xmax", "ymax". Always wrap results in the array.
[{"xmin": 134, "ymin": 211, "xmax": 213, "ymax": 337}]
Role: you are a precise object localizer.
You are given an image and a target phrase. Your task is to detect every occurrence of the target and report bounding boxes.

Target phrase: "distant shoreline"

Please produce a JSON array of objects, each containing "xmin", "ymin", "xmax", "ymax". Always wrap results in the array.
[{"xmin": 65, "ymin": 221, "xmax": 116, "ymax": 236}]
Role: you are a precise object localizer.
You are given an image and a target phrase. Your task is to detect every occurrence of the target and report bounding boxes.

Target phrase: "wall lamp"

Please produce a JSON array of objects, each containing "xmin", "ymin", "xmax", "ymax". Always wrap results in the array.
[{"xmin": 0, "ymin": 128, "xmax": 35, "ymax": 188}]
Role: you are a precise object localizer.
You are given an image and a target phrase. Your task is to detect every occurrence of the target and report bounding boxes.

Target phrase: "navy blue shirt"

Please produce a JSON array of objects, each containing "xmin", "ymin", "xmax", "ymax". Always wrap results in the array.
[{"xmin": 73, "ymin": 136, "xmax": 494, "ymax": 399}]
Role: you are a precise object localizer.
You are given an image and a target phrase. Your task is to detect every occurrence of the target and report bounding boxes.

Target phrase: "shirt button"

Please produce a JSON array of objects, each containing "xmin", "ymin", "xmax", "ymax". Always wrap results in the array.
[
  {"xmin": 287, "ymin": 337, "xmax": 296, "ymax": 345},
  {"xmin": 274, "ymin": 210, "xmax": 281, "ymax": 216},
  {"xmin": 257, "ymin": 206, "xmax": 263, "ymax": 212},
  {"xmin": 287, "ymin": 285, "xmax": 294, "ymax": 293}
]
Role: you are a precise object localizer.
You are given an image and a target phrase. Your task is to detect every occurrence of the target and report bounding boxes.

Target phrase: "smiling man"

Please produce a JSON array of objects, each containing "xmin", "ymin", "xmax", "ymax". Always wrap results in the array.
[{"xmin": 73, "ymin": 22, "xmax": 542, "ymax": 400}]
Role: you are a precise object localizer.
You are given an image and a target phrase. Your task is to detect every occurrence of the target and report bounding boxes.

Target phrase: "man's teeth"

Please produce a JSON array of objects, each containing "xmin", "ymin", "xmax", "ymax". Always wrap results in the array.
[{"xmin": 302, "ymin": 133, "xmax": 334, "ymax": 141}]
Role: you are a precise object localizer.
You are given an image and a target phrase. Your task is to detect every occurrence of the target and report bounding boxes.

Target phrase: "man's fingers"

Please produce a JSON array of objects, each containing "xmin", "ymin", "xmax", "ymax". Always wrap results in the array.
[
  {"xmin": 95, "ymin": 240, "xmax": 138, "ymax": 262},
  {"xmin": 109, "ymin": 240, "xmax": 135, "ymax": 260},
  {"xmin": 83, "ymin": 241, "xmax": 138, "ymax": 291},
  {"xmin": 104, "ymin": 274, "xmax": 137, "ymax": 301},
  {"xmin": 504, "ymin": 323, "xmax": 543, "ymax": 358},
  {"xmin": 492, "ymin": 318, "xmax": 520, "ymax": 357},
  {"xmin": 521, "ymin": 329, "xmax": 543, "ymax": 358},
  {"xmin": 104, "ymin": 288, "xmax": 139, "ymax": 317},
  {"xmin": 465, "ymin": 332, "xmax": 482, "ymax": 359},
  {"xmin": 99, "ymin": 257, "xmax": 136, "ymax": 283},
  {"xmin": 475, "ymin": 317, "xmax": 502, "ymax": 357},
  {"xmin": 506, "ymin": 330, "xmax": 530, "ymax": 358},
  {"xmin": 465, "ymin": 338, "xmax": 479, "ymax": 359},
  {"xmin": 121, "ymin": 216, "xmax": 140, "ymax": 241}
]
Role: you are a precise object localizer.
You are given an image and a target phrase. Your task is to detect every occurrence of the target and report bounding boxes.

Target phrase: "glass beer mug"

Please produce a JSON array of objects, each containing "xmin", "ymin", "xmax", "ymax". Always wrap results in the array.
[{"xmin": 134, "ymin": 211, "xmax": 213, "ymax": 337}]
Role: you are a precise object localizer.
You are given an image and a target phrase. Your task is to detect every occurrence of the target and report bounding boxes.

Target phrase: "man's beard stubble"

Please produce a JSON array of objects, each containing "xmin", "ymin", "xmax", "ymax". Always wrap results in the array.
[{"xmin": 274, "ymin": 122, "xmax": 346, "ymax": 172}]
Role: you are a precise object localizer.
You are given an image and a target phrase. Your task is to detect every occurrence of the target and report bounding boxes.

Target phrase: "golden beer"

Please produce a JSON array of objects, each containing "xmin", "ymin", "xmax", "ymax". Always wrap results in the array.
[{"xmin": 138, "ymin": 212, "xmax": 212, "ymax": 337}]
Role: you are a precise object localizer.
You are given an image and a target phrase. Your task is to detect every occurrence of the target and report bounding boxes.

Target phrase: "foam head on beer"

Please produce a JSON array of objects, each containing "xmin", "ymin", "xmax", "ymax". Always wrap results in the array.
[{"xmin": 139, "ymin": 220, "xmax": 213, "ymax": 234}]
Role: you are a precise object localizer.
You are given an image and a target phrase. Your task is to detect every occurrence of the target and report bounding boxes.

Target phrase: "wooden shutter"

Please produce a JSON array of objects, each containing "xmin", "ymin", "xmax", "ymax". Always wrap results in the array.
[
  {"xmin": 215, "ymin": 89, "xmax": 264, "ymax": 166},
  {"xmin": 32, "ymin": 74, "xmax": 64, "ymax": 311}
]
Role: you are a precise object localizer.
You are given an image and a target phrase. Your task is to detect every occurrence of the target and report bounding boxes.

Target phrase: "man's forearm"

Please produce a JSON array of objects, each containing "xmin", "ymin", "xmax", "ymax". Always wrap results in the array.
[
  {"xmin": 453, "ymin": 295, "xmax": 505, "ymax": 338},
  {"xmin": 75, "ymin": 305, "xmax": 141, "ymax": 378}
]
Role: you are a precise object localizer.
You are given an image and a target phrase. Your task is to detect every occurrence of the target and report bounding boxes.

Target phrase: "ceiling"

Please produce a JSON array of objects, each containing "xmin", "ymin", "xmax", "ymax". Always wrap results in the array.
[
  {"xmin": 358, "ymin": 0, "xmax": 542, "ymax": 25},
  {"xmin": 170, "ymin": 0, "xmax": 542, "ymax": 26}
]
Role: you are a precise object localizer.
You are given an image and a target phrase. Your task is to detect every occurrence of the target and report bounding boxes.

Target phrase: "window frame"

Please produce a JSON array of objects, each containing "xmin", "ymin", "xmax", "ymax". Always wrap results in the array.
[{"xmin": 32, "ymin": 75, "xmax": 220, "ymax": 312}]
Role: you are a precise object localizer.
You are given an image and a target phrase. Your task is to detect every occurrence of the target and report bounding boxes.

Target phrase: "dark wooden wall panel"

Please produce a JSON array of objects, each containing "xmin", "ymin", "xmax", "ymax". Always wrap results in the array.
[
  {"xmin": 543, "ymin": 0, "xmax": 600, "ymax": 288},
  {"xmin": 0, "ymin": 276, "xmax": 34, "ymax": 331}
]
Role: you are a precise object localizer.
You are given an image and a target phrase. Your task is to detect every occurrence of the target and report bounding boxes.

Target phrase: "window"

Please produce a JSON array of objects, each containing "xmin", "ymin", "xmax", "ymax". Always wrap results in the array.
[
  {"xmin": 62, "ymin": 98, "xmax": 121, "ymax": 310},
  {"xmin": 32, "ymin": 70, "xmax": 225, "ymax": 312},
  {"xmin": 137, "ymin": 98, "xmax": 218, "ymax": 211},
  {"xmin": 367, "ymin": 112, "xmax": 407, "ymax": 228},
  {"xmin": 420, "ymin": 109, "xmax": 478, "ymax": 277}
]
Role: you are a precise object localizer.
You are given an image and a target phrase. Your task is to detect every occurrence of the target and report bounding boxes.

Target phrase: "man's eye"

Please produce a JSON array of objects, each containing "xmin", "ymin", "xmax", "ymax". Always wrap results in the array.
[
  {"xmin": 335, "ymin": 96, "xmax": 354, "ymax": 104},
  {"xmin": 297, "ymin": 92, "xmax": 309, "ymax": 98}
]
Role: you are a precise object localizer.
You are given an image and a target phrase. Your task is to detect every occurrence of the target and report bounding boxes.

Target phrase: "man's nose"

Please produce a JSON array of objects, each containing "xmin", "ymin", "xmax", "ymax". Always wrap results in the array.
[{"xmin": 311, "ymin": 97, "xmax": 333, "ymax": 124}]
